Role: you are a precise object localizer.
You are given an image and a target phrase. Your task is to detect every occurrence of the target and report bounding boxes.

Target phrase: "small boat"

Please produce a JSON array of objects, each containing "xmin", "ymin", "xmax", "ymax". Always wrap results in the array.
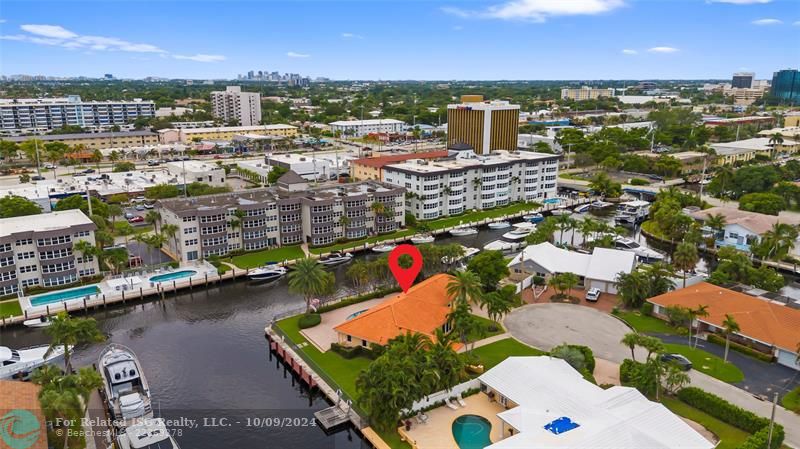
[
  {"xmin": 590, "ymin": 200, "xmax": 614, "ymax": 209},
  {"xmin": 317, "ymin": 251, "xmax": 353, "ymax": 267},
  {"xmin": 23, "ymin": 316, "xmax": 52, "ymax": 328},
  {"xmin": 116, "ymin": 418, "xmax": 181, "ymax": 449},
  {"xmin": 372, "ymin": 244, "xmax": 396, "ymax": 253},
  {"xmin": 550, "ymin": 206, "xmax": 573, "ymax": 216},
  {"xmin": 449, "ymin": 227, "xmax": 478, "ymax": 237},
  {"xmin": 502, "ymin": 222, "xmax": 536, "ymax": 240},
  {"xmin": 573, "ymin": 204, "xmax": 591, "ymax": 213},
  {"xmin": 247, "ymin": 263, "xmax": 287, "ymax": 281},
  {"xmin": 0, "ymin": 344, "xmax": 67, "ymax": 380},
  {"xmin": 605, "ymin": 236, "xmax": 665, "ymax": 262},
  {"xmin": 523, "ymin": 213, "xmax": 544, "ymax": 223},
  {"xmin": 483, "ymin": 237, "xmax": 527, "ymax": 253},
  {"xmin": 488, "ymin": 221, "xmax": 511, "ymax": 230},
  {"xmin": 442, "ymin": 246, "xmax": 480, "ymax": 265},
  {"xmin": 410, "ymin": 234, "xmax": 435, "ymax": 244},
  {"xmin": 98, "ymin": 344, "xmax": 153, "ymax": 427}
]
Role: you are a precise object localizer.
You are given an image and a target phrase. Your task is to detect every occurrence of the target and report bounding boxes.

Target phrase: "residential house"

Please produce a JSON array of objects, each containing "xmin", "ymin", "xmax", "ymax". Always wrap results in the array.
[{"xmin": 689, "ymin": 207, "xmax": 800, "ymax": 255}]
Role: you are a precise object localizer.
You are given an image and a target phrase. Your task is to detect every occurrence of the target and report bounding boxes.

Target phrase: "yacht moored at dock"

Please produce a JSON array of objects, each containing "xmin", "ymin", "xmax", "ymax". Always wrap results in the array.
[
  {"xmin": 317, "ymin": 252, "xmax": 353, "ymax": 267},
  {"xmin": 23, "ymin": 316, "xmax": 52, "ymax": 328},
  {"xmin": 116, "ymin": 418, "xmax": 181, "ymax": 449},
  {"xmin": 523, "ymin": 213, "xmax": 544, "ymax": 223},
  {"xmin": 449, "ymin": 226, "xmax": 478, "ymax": 236},
  {"xmin": 488, "ymin": 221, "xmax": 511, "ymax": 230},
  {"xmin": 614, "ymin": 200, "xmax": 651, "ymax": 225},
  {"xmin": 372, "ymin": 244, "xmax": 396, "ymax": 253},
  {"xmin": 410, "ymin": 234, "xmax": 435, "ymax": 244},
  {"xmin": 0, "ymin": 344, "xmax": 66, "ymax": 380},
  {"xmin": 501, "ymin": 222, "xmax": 536, "ymax": 240},
  {"xmin": 98, "ymin": 344, "xmax": 153, "ymax": 428},
  {"xmin": 247, "ymin": 263, "xmax": 287, "ymax": 282}
]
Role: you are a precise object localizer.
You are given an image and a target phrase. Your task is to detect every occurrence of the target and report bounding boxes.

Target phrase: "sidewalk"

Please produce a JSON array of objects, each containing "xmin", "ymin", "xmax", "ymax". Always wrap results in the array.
[{"xmin": 460, "ymin": 333, "xmax": 511, "ymax": 352}]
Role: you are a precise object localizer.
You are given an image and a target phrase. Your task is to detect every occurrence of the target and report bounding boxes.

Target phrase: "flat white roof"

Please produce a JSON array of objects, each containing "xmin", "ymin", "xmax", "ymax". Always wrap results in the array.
[
  {"xmin": 384, "ymin": 150, "xmax": 555, "ymax": 174},
  {"xmin": 329, "ymin": 119, "xmax": 405, "ymax": 126},
  {"xmin": 711, "ymin": 137, "xmax": 797, "ymax": 156},
  {"xmin": 180, "ymin": 124, "xmax": 296, "ymax": 134},
  {"xmin": 508, "ymin": 242, "xmax": 635, "ymax": 283},
  {"xmin": 165, "ymin": 160, "xmax": 225, "ymax": 173},
  {"xmin": 479, "ymin": 357, "xmax": 713, "ymax": 449},
  {"xmin": 1, "ymin": 209, "xmax": 92, "ymax": 236}
]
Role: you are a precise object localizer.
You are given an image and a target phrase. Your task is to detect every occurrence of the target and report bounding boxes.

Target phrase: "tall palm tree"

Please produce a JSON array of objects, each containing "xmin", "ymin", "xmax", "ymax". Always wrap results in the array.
[
  {"xmin": 44, "ymin": 312, "xmax": 106, "ymax": 373},
  {"xmin": 555, "ymin": 214, "xmax": 575, "ymax": 245},
  {"xmin": 688, "ymin": 304, "xmax": 709, "ymax": 349},
  {"xmin": 161, "ymin": 223, "xmax": 179, "ymax": 254},
  {"xmin": 721, "ymin": 314, "xmax": 740, "ymax": 363},
  {"xmin": 768, "ymin": 132, "xmax": 784, "ymax": 147},
  {"xmin": 579, "ymin": 217, "xmax": 598, "ymax": 248},
  {"xmin": 446, "ymin": 271, "xmax": 482, "ymax": 308},
  {"xmin": 427, "ymin": 329, "xmax": 465, "ymax": 391},
  {"xmin": 287, "ymin": 257, "xmax": 335, "ymax": 313},
  {"xmin": 705, "ymin": 213, "xmax": 727, "ymax": 246},
  {"xmin": 145, "ymin": 210, "xmax": 161, "ymax": 233},
  {"xmin": 760, "ymin": 222, "xmax": 798, "ymax": 261},
  {"xmin": 673, "ymin": 242, "xmax": 699, "ymax": 288},
  {"xmin": 483, "ymin": 287, "xmax": 518, "ymax": 322}
]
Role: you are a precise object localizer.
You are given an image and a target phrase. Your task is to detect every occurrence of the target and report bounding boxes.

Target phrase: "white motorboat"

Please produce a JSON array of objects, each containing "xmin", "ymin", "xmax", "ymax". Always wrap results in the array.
[
  {"xmin": 247, "ymin": 263, "xmax": 287, "ymax": 281},
  {"xmin": 573, "ymin": 204, "xmax": 591, "ymax": 213},
  {"xmin": 410, "ymin": 234, "xmax": 435, "ymax": 244},
  {"xmin": 0, "ymin": 344, "xmax": 67, "ymax": 380},
  {"xmin": 23, "ymin": 316, "xmax": 52, "ymax": 328},
  {"xmin": 98, "ymin": 344, "xmax": 153, "ymax": 427},
  {"xmin": 590, "ymin": 200, "xmax": 614, "ymax": 209},
  {"xmin": 449, "ymin": 227, "xmax": 478, "ymax": 237},
  {"xmin": 550, "ymin": 206, "xmax": 573, "ymax": 216},
  {"xmin": 317, "ymin": 251, "xmax": 353, "ymax": 266},
  {"xmin": 116, "ymin": 418, "xmax": 181, "ymax": 449},
  {"xmin": 612, "ymin": 237, "xmax": 665, "ymax": 262},
  {"xmin": 372, "ymin": 244, "xmax": 397, "ymax": 253},
  {"xmin": 442, "ymin": 246, "xmax": 480, "ymax": 265},
  {"xmin": 483, "ymin": 237, "xmax": 527, "ymax": 253},
  {"xmin": 523, "ymin": 213, "xmax": 544, "ymax": 223},
  {"xmin": 488, "ymin": 221, "xmax": 511, "ymax": 230},
  {"xmin": 614, "ymin": 200, "xmax": 651, "ymax": 225},
  {"xmin": 501, "ymin": 222, "xmax": 536, "ymax": 240}
]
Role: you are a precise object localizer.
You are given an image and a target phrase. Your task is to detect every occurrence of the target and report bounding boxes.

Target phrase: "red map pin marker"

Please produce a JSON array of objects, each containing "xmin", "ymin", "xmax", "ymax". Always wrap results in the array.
[{"xmin": 388, "ymin": 244, "xmax": 423, "ymax": 293}]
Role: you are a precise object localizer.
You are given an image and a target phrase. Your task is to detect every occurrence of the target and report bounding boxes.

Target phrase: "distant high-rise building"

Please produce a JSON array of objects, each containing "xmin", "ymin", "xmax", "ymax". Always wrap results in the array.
[
  {"xmin": 560, "ymin": 87, "xmax": 614, "ymax": 101},
  {"xmin": 771, "ymin": 69, "xmax": 800, "ymax": 105},
  {"xmin": 0, "ymin": 95, "xmax": 155, "ymax": 133},
  {"xmin": 732, "ymin": 72, "xmax": 755, "ymax": 89},
  {"xmin": 446, "ymin": 95, "xmax": 520, "ymax": 155},
  {"xmin": 210, "ymin": 86, "xmax": 262, "ymax": 126},
  {"xmin": 637, "ymin": 81, "xmax": 657, "ymax": 90},
  {"xmin": 104, "ymin": 74, "xmax": 114, "ymax": 80},
  {"xmin": 247, "ymin": 70, "xmax": 255, "ymax": 80}
]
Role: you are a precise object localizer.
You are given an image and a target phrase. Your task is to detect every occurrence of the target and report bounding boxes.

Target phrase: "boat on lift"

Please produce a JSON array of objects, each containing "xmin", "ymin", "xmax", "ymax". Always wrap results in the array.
[
  {"xmin": 0, "ymin": 344, "xmax": 66, "ymax": 380},
  {"xmin": 317, "ymin": 251, "xmax": 353, "ymax": 267}
]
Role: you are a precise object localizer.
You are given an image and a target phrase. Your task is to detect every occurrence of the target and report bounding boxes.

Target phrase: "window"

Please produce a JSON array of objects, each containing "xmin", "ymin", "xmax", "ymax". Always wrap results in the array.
[
  {"xmin": 43, "ymin": 273, "xmax": 77, "ymax": 287},
  {"xmin": 184, "ymin": 239, "xmax": 198, "ymax": 246},
  {"xmin": 0, "ymin": 243, "xmax": 10, "ymax": 252},
  {"xmin": 202, "ymin": 237, "xmax": 227, "ymax": 246},
  {"xmin": 39, "ymin": 248, "xmax": 73, "ymax": 260},
  {"xmin": 201, "ymin": 225, "xmax": 227, "ymax": 235},
  {"xmin": 15, "ymin": 238, "xmax": 33, "ymax": 246},
  {"xmin": 182, "ymin": 216, "xmax": 197, "ymax": 223},
  {"xmin": 0, "ymin": 271, "xmax": 17, "ymax": 281},
  {"xmin": 183, "ymin": 227, "xmax": 197, "ymax": 235},
  {"xmin": 200, "ymin": 214, "xmax": 225, "ymax": 223},
  {"xmin": 42, "ymin": 261, "xmax": 75, "ymax": 273},
  {"xmin": 79, "ymin": 268, "xmax": 96, "ymax": 277},
  {"xmin": 282, "ymin": 235, "xmax": 302, "ymax": 245},
  {"xmin": 187, "ymin": 250, "xmax": 198, "ymax": 261},
  {"xmin": 76, "ymin": 255, "xmax": 94, "ymax": 263},
  {"xmin": 16, "ymin": 251, "xmax": 35, "ymax": 261},
  {"xmin": 0, "ymin": 257, "xmax": 13, "ymax": 267},
  {"xmin": 19, "ymin": 264, "xmax": 37, "ymax": 273},
  {"xmin": 74, "ymin": 230, "xmax": 90, "ymax": 238},
  {"xmin": 37, "ymin": 235, "xmax": 72, "ymax": 246},
  {"xmin": 243, "ymin": 218, "xmax": 267, "ymax": 228},
  {"xmin": 0, "ymin": 284, "xmax": 18, "ymax": 295},
  {"xmin": 21, "ymin": 278, "xmax": 39, "ymax": 288}
]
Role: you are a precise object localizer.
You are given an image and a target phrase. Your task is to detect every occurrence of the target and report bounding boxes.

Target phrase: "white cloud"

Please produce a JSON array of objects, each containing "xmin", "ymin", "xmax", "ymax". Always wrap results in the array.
[
  {"xmin": 287, "ymin": 51, "xmax": 310, "ymax": 58},
  {"xmin": 707, "ymin": 0, "xmax": 771, "ymax": 3},
  {"xmin": 21, "ymin": 24, "xmax": 77, "ymax": 39},
  {"xmin": 341, "ymin": 32, "xmax": 363, "ymax": 39},
  {"xmin": 442, "ymin": 0, "xmax": 625, "ymax": 22},
  {"xmin": 621, "ymin": 49, "xmax": 638, "ymax": 55},
  {"xmin": 0, "ymin": 19, "xmax": 7, "ymax": 24},
  {"xmin": 794, "ymin": 21, "xmax": 800, "ymax": 26},
  {"xmin": 452, "ymin": 25, "xmax": 464, "ymax": 31},
  {"xmin": 0, "ymin": 34, "xmax": 27, "ymax": 41},
  {"xmin": 751, "ymin": 18, "xmax": 782, "ymax": 25},
  {"xmin": 647, "ymin": 46, "xmax": 679, "ymax": 53},
  {"xmin": 173, "ymin": 54, "xmax": 226, "ymax": 63}
]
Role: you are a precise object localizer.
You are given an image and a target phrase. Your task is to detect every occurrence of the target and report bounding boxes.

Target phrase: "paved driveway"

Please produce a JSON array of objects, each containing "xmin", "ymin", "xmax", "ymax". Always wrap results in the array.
[{"xmin": 504, "ymin": 303, "xmax": 645, "ymax": 363}]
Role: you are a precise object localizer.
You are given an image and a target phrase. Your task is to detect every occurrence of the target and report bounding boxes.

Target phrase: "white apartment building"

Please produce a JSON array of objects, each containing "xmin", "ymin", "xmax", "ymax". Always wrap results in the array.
[
  {"xmin": 328, "ymin": 119, "xmax": 406, "ymax": 137},
  {"xmin": 0, "ymin": 210, "xmax": 100, "ymax": 296},
  {"xmin": 382, "ymin": 147, "xmax": 559, "ymax": 220},
  {"xmin": 210, "ymin": 86, "xmax": 262, "ymax": 126},
  {"xmin": 0, "ymin": 95, "xmax": 155, "ymax": 134},
  {"xmin": 560, "ymin": 87, "xmax": 615, "ymax": 101},
  {"xmin": 165, "ymin": 161, "xmax": 227, "ymax": 186}
]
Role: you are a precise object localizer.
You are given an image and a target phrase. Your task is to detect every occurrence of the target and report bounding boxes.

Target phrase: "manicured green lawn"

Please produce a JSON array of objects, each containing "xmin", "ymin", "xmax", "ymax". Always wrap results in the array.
[
  {"xmin": 615, "ymin": 310, "xmax": 681, "ymax": 335},
  {"xmin": 0, "ymin": 299, "xmax": 22, "ymax": 319},
  {"xmin": 308, "ymin": 202, "xmax": 541, "ymax": 254},
  {"xmin": 782, "ymin": 387, "xmax": 800, "ymax": 413},
  {"xmin": 663, "ymin": 343, "xmax": 745, "ymax": 383},
  {"xmin": 661, "ymin": 396, "xmax": 750, "ymax": 449},
  {"xmin": 469, "ymin": 338, "xmax": 546, "ymax": 370},
  {"xmin": 231, "ymin": 245, "xmax": 305, "ymax": 268},
  {"xmin": 466, "ymin": 315, "xmax": 505, "ymax": 342}
]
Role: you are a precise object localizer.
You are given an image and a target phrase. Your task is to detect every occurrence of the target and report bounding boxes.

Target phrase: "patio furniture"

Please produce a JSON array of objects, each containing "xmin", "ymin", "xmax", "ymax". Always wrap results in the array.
[
  {"xmin": 416, "ymin": 413, "xmax": 429, "ymax": 424},
  {"xmin": 449, "ymin": 398, "xmax": 462, "ymax": 408},
  {"xmin": 446, "ymin": 400, "xmax": 458, "ymax": 410},
  {"xmin": 457, "ymin": 396, "xmax": 466, "ymax": 407}
]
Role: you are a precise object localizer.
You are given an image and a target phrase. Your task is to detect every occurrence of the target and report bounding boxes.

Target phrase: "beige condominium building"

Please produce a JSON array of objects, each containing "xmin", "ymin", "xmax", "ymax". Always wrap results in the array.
[
  {"xmin": 560, "ymin": 87, "xmax": 615, "ymax": 101},
  {"xmin": 5, "ymin": 130, "xmax": 159, "ymax": 150},
  {"xmin": 210, "ymin": 86, "xmax": 262, "ymax": 126},
  {"xmin": 160, "ymin": 124, "xmax": 298, "ymax": 143},
  {"xmin": 447, "ymin": 95, "xmax": 519, "ymax": 155}
]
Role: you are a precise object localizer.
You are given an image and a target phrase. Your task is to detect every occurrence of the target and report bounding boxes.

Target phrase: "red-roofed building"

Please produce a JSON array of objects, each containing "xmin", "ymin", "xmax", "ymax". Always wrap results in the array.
[{"xmin": 349, "ymin": 150, "xmax": 448, "ymax": 181}]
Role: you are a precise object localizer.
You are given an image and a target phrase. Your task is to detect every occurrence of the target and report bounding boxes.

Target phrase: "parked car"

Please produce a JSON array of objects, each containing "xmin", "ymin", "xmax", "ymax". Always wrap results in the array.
[
  {"xmin": 31, "ymin": 175, "xmax": 45, "ymax": 181},
  {"xmin": 147, "ymin": 159, "xmax": 160, "ymax": 166},
  {"xmin": 128, "ymin": 216, "xmax": 144, "ymax": 223},
  {"xmin": 144, "ymin": 203, "xmax": 155, "ymax": 209},
  {"xmin": 660, "ymin": 353, "xmax": 692, "ymax": 371},
  {"xmin": 43, "ymin": 163, "xmax": 56, "ymax": 169},
  {"xmin": 585, "ymin": 288, "xmax": 601, "ymax": 302},
  {"xmin": 83, "ymin": 168, "xmax": 95, "ymax": 174},
  {"xmin": 135, "ymin": 204, "xmax": 145, "ymax": 211},
  {"xmin": 124, "ymin": 212, "xmax": 135, "ymax": 219}
]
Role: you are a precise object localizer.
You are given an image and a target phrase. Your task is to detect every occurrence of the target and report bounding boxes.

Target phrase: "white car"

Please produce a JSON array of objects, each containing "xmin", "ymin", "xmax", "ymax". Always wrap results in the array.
[{"xmin": 585, "ymin": 288, "xmax": 601, "ymax": 302}]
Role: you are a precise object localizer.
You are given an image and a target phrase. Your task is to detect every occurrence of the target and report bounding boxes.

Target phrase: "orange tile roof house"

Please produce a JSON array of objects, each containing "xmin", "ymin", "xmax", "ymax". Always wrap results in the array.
[
  {"xmin": 334, "ymin": 273, "xmax": 455, "ymax": 347},
  {"xmin": 0, "ymin": 380, "xmax": 47, "ymax": 449},
  {"xmin": 648, "ymin": 282, "xmax": 800, "ymax": 370},
  {"xmin": 349, "ymin": 150, "xmax": 449, "ymax": 181}
]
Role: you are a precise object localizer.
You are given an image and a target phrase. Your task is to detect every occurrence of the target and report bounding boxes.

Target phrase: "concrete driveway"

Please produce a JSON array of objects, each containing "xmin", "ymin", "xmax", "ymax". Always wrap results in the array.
[{"xmin": 504, "ymin": 303, "xmax": 645, "ymax": 363}]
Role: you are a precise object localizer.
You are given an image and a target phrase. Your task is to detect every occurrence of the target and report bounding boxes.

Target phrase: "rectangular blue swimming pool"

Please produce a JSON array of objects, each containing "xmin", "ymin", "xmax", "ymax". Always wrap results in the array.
[
  {"xmin": 150, "ymin": 270, "xmax": 197, "ymax": 283},
  {"xmin": 30, "ymin": 285, "xmax": 101, "ymax": 307}
]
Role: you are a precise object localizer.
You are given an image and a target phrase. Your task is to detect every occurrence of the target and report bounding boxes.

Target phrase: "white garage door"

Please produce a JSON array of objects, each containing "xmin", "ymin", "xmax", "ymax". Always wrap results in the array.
[
  {"xmin": 776, "ymin": 349, "xmax": 799, "ymax": 370},
  {"xmin": 589, "ymin": 279, "xmax": 616, "ymax": 294}
]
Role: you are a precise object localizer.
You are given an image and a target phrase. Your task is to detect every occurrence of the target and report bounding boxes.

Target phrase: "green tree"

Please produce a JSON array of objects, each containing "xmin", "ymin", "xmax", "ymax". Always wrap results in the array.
[
  {"xmin": 482, "ymin": 285, "xmax": 519, "ymax": 322},
  {"xmin": 673, "ymin": 242, "xmax": 699, "ymax": 288},
  {"xmin": 54, "ymin": 194, "xmax": 109, "ymax": 218},
  {"xmin": 465, "ymin": 250, "xmax": 509, "ymax": 291},
  {"xmin": 589, "ymin": 172, "xmax": 622, "ymax": 198},
  {"xmin": 145, "ymin": 183, "xmax": 182, "ymax": 199},
  {"xmin": 446, "ymin": 270, "xmax": 483, "ymax": 306},
  {"xmin": 44, "ymin": 312, "xmax": 106, "ymax": 373},
  {"xmin": 547, "ymin": 272, "xmax": 580, "ymax": 298},
  {"xmin": 287, "ymin": 257, "xmax": 335, "ymax": 313},
  {"xmin": 550, "ymin": 343, "xmax": 587, "ymax": 372},
  {"xmin": 705, "ymin": 213, "xmax": 727, "ymax": 246},
  {"xmin": 113, "ymin": 161, "xmax": 136, "ymax": 172},
  {"xmin": 0, "ymin": 140, "xmax": 19, "ymax": 160},
  {"xmin": 0, "ymin": 195, "xmax": 42, "ymax": 218},
  {"xmin": 114, "ymin": 221, "xmax": 134, "ymax": 247},
  {"xmin": 145, "ymin": 210, "xmax": 162, "ymax": 233},
  {"xmin": 621, "ymin": 333, "xmax": 642, "ymax": 362},
  {"xmin": 738, "ymin": 192, "xmax": 786, "ymax": 216},
  {"xmin": 267, "ymin": 166, "xmax": 288, "ymax": 184},
  {"xmin": 753, "ymin": 222, "xmax": 798, "ymax": 260},
  {"xmin": 687, "ymin": 304, "xmax": 709, "ymax": 348},
  {"xmin": 721, "ymin": 314, "xmax": 740, "ymax": 363}
]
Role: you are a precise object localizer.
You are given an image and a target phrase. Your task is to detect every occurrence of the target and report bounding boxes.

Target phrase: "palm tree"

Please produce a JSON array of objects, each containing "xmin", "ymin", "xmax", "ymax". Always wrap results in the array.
[
  {"xmin": 554, "ymin": 214, "xmax": 575, "ymax": 245},
  {"xmin": 705, "ymin": 213, "xmax": 727, "ymax": 246},
  {"xmin": 722, "ymin": 314, "xmax": 740, "ymax": 363},
  {"xmin": 769, "ymin": 132, "xmax": 784, "ymax": 147},
  {"xmin": 547, "ymin": 272, "xmax": 579, "ymax": 298},
  {"xmin": 115, "ymin": 221, "xmax": 134, "ymax": 248},
  {"xmin": 688, "ymin": 304, "xmax": 709, "ymax": 348},
  {"xmin": 446, "ymin": 300, "xmax": 479, "ymax": 353},
  {"xmin": 287, "ymin": 257, "xmax": 335, "ymax": 313},
  {"xmin": 145, "ymin": 210, "xmax": 161, "ymax": 233},
  {"xmin": 673, "ymin": 242, "xmax": 699, "ymax": 288},
  {"xmin": 107, "ymin": 204, "xmax": 123, "ymax": 225},
  {"xmin": 621, "ymin": 333, "xmax": 640, "ymax": 362},
  {"xmin": 161, "ymin": 223, "xmax": 179, "ymax": 253},
  {"xmin": 578, "ymin": 217, "xmax": 598, "ymax": 248},
  {"xmin": 759, "ymin": 222, "xmax": 799, "ymax": 261},
  {"xmin": 446, "ymin": 271, "xmax": 482, "ymax": 308},
  {"xmin": 346, "ymin": 260, "xmax": 370, "ymax": 293},
  {"xmin": 44, "ymin": 312, "xmax": 105, "ymax": 373},
  {"xmin": 483, "ymin": 286, "xmax": 518, "ymax": 322},
  {"xmin": 427, "ymin": 329, "xmax": 465, "ymax": 391}
]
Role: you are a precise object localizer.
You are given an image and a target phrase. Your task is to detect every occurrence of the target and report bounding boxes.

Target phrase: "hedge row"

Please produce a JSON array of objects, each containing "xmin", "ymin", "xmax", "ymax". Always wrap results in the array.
[
  {"xmin": 330, "ymin": 343, "xmax": 382, "ymax": 360},
  {"xmin": 677, "ymin": 387, "xmax": 784, "ymax": 449},
  {"xmin": 298, "ymin": 313, "xmax": 321, "ymax": 329},
  {"xmin": 316, "ymin": 287, "xmax": 401, "ymax": 314},
  {"xmin": 706, "ymin": 334, "xmax": 774, "ymax": 363}
]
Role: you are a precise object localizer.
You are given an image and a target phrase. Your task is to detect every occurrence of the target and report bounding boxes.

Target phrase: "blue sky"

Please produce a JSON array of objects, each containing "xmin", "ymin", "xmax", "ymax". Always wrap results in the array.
[{"xmin": 1, "ymin": 0, "xmax": 798, "ymax": 80}]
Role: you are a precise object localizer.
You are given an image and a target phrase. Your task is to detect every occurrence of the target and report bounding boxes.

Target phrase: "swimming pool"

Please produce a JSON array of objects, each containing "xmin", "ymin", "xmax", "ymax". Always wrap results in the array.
[
  {"xmin": 346, "ymin": 309, "xmax": 368, "ymax": 320},
  {"xmin": 543, "ymin": 198, "xmax": 562, "ymax": 204},
  {"xmin": 452, "ymin": 415, "xmax": 492, "ymax": 449},
  {"xmin": 150, "ymin": 270, "xmax": 197, "ymax": 283},
  {"xmin": 30, "ymin": 285, "xmax": 101, "ymax": 307}
]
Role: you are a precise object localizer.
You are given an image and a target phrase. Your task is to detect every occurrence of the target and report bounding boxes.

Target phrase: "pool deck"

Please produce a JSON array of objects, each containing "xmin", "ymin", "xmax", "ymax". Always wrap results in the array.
[
  {"xmin": 300, "ymin": 296, "xmax": 389, "ymax": 352},
  {"xmin": 400, "ymin": 393, "xmax": 507, "ymax": 449}
]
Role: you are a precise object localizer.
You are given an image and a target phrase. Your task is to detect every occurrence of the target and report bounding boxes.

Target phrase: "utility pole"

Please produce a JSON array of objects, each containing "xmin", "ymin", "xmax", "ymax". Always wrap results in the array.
[{"xmin": 767, "ymin": 391, "xmax": 778, "ymax": 448}]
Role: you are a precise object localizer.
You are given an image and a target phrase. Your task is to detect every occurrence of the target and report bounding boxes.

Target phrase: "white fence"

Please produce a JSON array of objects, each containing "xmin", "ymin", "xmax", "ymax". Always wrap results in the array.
[
  {"xmin": 404, "ymin": 379, "xmax": 481, "ymax": 413},
  {"xmin": 515, "ymin": 274, "xmax": 535, "ymax": 294}
]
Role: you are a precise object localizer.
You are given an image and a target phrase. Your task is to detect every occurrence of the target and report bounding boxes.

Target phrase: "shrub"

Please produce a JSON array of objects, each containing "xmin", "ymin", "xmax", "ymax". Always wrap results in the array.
[
  {"xmin": 298, "ymin": 313, "xmax": 321, "ymax": 329},
  {"xmin": 460, "ymin": 388, "xmax": 481, "ymax": 398},
  {"xmin": 532, "ymin": 275, "xmax": 545, "ymax": 286},
  {"xmin": 739, "ymin": 425, "xmax": 785, "ymax": 449},
  {"xmin": 570, "ymin": 345, "xmax": 596, "ymax": 373},
  {"xmin": 167, "ymin": 261, "xmax": 180, "ymax": 269},
  {"xmin": 677, "ymin": 387, "xmax": 771, "ymax": 434},
  {"xmin": 316, "ymin": 287, "xmax": 401, "ymax": 314},
  {"xmin": 706, "ymin": 334, "xmax": 774, "ymax": 363},
  {"xmin": 629, "ymin": 178, "xmax": 650, "ymax": 186},
  {"xmin": 619, "ymin": 359, "xmax": 639, "ymax": 385},
  {"xmin": 640, "ymin": 302, "xmax": 654, "ymax": 316}
]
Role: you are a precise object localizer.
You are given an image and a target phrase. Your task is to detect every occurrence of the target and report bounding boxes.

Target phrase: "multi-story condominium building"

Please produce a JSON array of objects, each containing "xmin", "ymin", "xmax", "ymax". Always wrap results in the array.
[
  {"xmin": 0, "ymin": 96, "xmax": 155, "ymax": 134},
  {"xmin": 158, "ymin": 124, "xmax": 297, "ymax": 144},
  {"xmin": 0, "ymin": 210, "xmax": 99, "ymax": 296},
  {"xmin": 560, "ymin": 87, "xmax": 615, "ymax": 101},
  {"xmin": 382, "ymin": 145, "xmax": 558, "ymax": 220},
  {"xmin": 5, "ymin": 130, "xmax": 158, "ymax": 150},
  {"xmin": 158, "ymin": 179, "xmax": 404, "ymax": 261},
  {"xmin": 210, "ymin": 86, "xmax": 262, "ymax": 126},
  {"xmin": 771, "ymin": 69, "xmax": 800, "ymax": 105},
  {"xmin": 446, "ymin": 95, "xmax": 520, "ymax": 155},
  {"xmin": 732, "ymin": 72, "xmax": 755, "ymax": 89},
  {"xmin": 328, "ymin": 119, "xmax": 406, "ymax": 137}
]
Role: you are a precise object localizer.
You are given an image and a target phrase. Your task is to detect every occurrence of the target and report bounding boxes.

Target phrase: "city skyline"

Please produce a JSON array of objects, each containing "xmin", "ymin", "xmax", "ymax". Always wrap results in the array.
[{"xmin": 0, "ymin": 0, "xmax": 798, "ymax": 80}]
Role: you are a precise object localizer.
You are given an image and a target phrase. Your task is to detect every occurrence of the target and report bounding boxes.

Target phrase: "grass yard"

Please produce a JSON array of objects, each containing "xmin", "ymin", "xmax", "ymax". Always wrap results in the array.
[
  {"xmin": 663, "ymin": 343, "xmax": 745, "ymax": 383},
  {"xmin": 782, "ymin": 387, "xmax": 800, "ymax": 413},
  {"xmin": 615, "ymin": 310, "xmax": 682, "ymax": 335},
  {"xmin": 469, "ymin": 338, "xmax": 546, "ymax": 370},
  {"xmin": 661, "ymin": 396, "xmax": 750, "ymax": 449},
  {"xmin": 466, "ymin": 315, "xmax": 505, "ymax": 343},
  {"xmin": 0, "ymin": 299, "xmax": 22, "ymax": 319},
  {"xmin": 231, "ymin": 245, "xmax": 305, "ymax": 269}
]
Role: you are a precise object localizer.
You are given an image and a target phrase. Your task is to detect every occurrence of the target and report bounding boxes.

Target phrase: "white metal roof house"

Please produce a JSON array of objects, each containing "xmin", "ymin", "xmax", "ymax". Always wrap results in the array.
[
  {"xmin": 478, "ymin": 357, "xmax": 713, "ymax": 449},
  {"xmin": 507, "ymin": 242, "xmax": 636, "ymax": 294}
]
